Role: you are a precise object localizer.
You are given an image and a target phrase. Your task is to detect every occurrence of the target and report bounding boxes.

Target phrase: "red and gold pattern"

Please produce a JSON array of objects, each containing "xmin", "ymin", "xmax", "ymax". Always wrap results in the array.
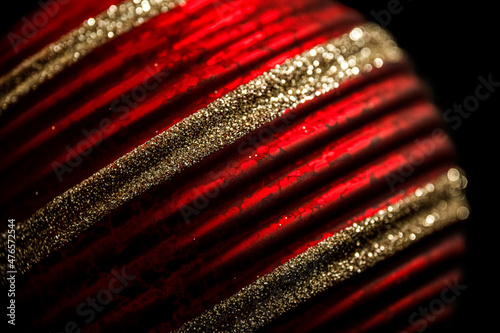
[{"xmin": 0, "ymin": 0, "xmax": 468, "ymax": 332}]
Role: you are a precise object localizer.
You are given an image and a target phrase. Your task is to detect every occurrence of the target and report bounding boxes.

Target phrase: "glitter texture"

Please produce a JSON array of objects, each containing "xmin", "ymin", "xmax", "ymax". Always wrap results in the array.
[
  {"xmin": 0, "ymin": 24, "xmax": 403, "ymax": 281},
  {"xmin": 174, "ymin": 169, "xmax": 469, "ymax": 332},
  {"xmin": 0, "ymin": 0, "xmax": 186, "ymax": 114}
]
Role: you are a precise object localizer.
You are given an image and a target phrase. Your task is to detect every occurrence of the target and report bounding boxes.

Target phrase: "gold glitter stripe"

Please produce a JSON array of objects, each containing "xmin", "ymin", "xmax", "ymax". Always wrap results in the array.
[
  {"xmin": 0, "ymin": 24, "xmax": 403, "ymax": 282},
  {"xmin": 0, "ymin": 0, "xmax": 186, "ymax": 114},
  {"xmin": 173, "ymin": 168, "xmax": 469, "ymax": 332}
]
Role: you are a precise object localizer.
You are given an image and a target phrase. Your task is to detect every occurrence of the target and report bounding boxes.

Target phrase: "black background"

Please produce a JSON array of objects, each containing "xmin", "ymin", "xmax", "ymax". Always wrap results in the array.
[{"xmin": 1, "ymin": 0, "xmax": 498, "ymax": 332}]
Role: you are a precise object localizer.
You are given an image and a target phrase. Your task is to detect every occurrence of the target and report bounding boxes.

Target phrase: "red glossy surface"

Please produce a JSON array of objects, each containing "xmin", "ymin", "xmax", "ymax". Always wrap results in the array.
[
  {"xmin": 343, "ymin": 269, "xmax": 463, "ymax": 333},
  {"xmin": 15, "ymin": 74, "xmax": 427, "ymax": 298},
  {"xmin": 0, "ymin": 0, "xmax": 363, "ymax": 224},
  {"xmin": 1, "ymin": 0, "xmax": 465, "ymax": 332}
]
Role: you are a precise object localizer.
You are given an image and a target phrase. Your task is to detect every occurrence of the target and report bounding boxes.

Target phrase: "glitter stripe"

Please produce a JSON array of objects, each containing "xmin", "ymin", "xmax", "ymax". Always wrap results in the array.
[
  {"xmin": 173, "ymin": 169, "xmax": 469, "ymax": 332},
  {"xmin": 0, "ymin": 0, "xmax": 186, "ymax": 114},
  {"xmin": 0, "ymin": 24, "xmax": 403, "ymax": 281}
]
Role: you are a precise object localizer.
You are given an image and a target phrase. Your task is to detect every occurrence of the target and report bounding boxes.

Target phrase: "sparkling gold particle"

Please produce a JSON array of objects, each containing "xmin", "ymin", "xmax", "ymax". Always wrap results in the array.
[
  {"xmin": 0, "ymin": 0, "xmax": 186, "ymax": 115},
  {"xmin": 349, "ymin": 27, "xmax": 363, "ymax": 41},
  {"xmin": 457, "ymin": 206, "xmax": 470, "ymax": 220},
  {"xmin": 425, "ymin": 214, "xmax": 435, "ymax": 225},
  {"xmin": 447, "ymin": 168, "xmax": 461, "ymax": 182},
  {"xmin": 0, "ymin": 24, "xmax": 404, "ymax": 282},
  {"xmin": 174, "ymin": 169, "xmax": 469, "ymax": 333},
  {"xmin": 373, "ymin": 57, "xmax": 384, "ymax": 68},
  {"xmin": 437, "ymin": 200, "xmax": 448, "ymax": 211}
]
